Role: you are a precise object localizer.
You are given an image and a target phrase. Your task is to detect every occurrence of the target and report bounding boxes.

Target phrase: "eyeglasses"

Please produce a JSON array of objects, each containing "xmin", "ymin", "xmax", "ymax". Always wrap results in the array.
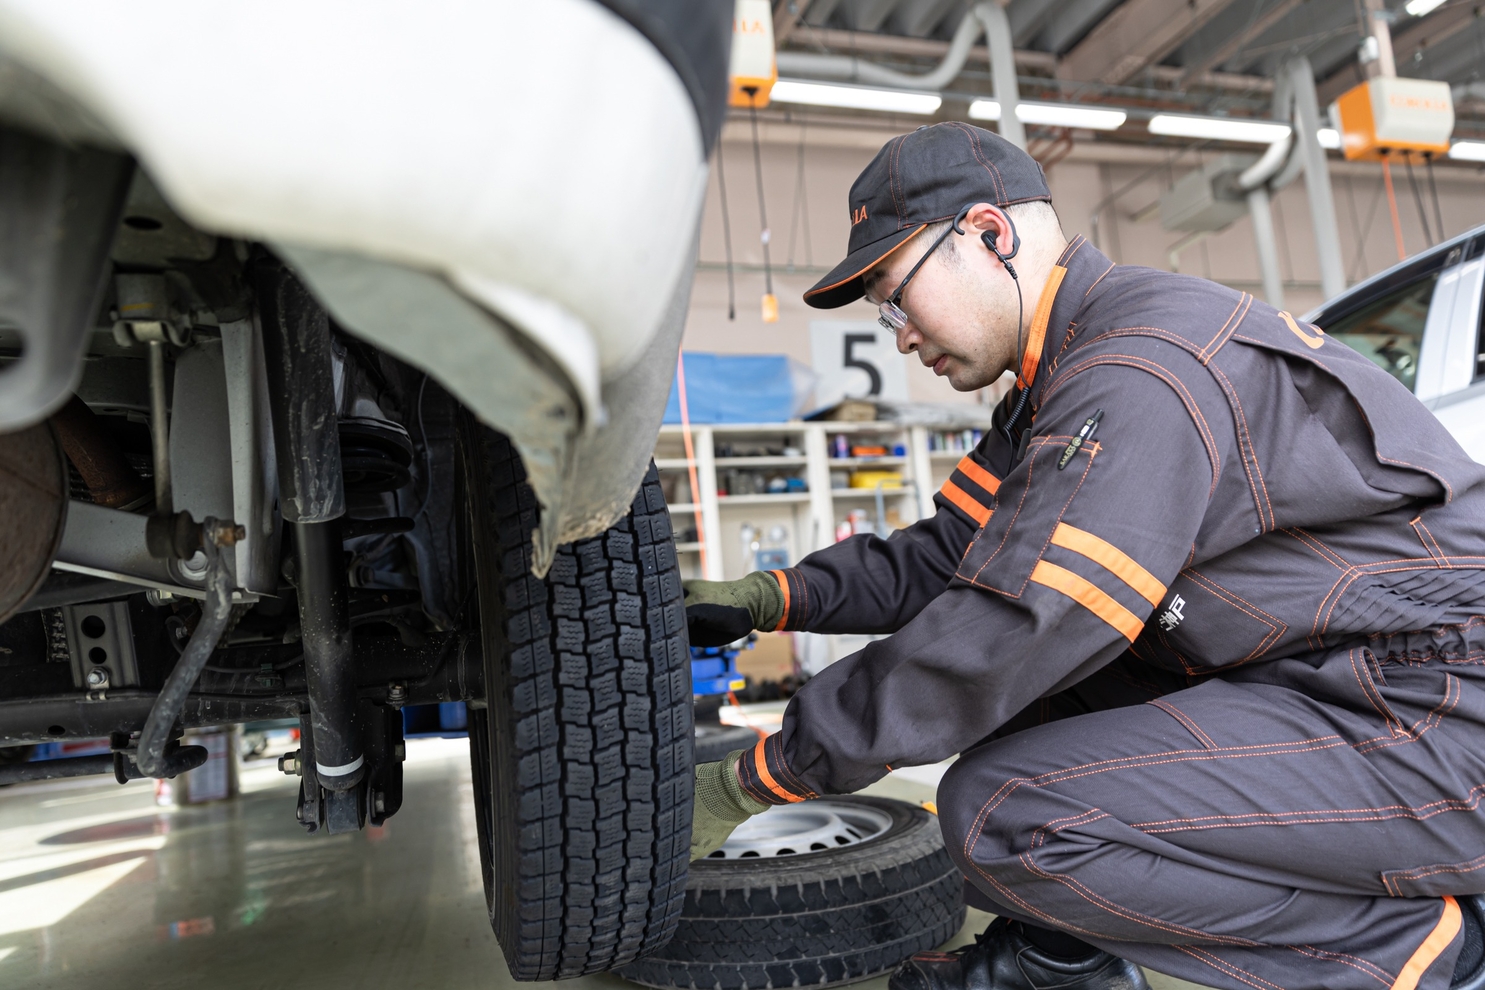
[{"xmin": 876, "ymin": 211, "xmax": 968, "ymax": 333}]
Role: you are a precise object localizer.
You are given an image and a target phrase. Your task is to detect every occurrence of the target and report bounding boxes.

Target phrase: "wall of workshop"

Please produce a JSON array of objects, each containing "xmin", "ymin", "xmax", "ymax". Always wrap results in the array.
[{"xmin": 681, "ymin": 117, "xmax": 1485, "ymax": 408}]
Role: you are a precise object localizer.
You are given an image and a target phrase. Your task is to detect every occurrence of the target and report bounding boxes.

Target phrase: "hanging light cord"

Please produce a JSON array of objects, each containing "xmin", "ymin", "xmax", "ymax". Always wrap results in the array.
[
  {"xmin": 1426, "ymin": 153, "xmax": 1447, "ymax": 244},
  {"xmin": 716, "ymin": 145, "xmax": 737, "ymax": 321},
  {"xmin": 1404, "ymin": 153, "xmax": 1434, "ymax": 248},
  {"xmin": 748, "ymin": 97, "xmax": 775, "ymax": 301},
  {"xmin": 1382, "ymin": 157, "xmax": 1407, "ymax": 262}
]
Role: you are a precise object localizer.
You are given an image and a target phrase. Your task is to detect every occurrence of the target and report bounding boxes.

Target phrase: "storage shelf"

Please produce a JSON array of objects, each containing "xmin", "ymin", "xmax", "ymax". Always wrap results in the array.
[
  {"xmin": 717, "ymin": 492, "xmax": 812, "ymax": 505},
  {"xmin": 715, "ymin": 455, "xmax": 807, "ymax": 467},
  {"xmin": 828, "ymin": 456, "xmax": 907, "ymax": 467},
  {"xmin": 655, "ymin": 420, "xmax": 986, "ymax": 580}
]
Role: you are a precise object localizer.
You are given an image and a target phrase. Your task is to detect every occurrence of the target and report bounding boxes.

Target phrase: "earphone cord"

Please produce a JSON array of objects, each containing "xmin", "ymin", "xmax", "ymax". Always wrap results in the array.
[{"xmin": 999, "ymin": 276, "xmax": 1028, "ymax": 468}]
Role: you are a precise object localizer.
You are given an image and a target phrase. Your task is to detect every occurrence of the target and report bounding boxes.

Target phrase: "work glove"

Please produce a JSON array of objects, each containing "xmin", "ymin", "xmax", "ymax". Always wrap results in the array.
[
  {"xmin": 683, "ymin": 571, "xmax": 785, "ymax": 647},
  {"xmin": 691, "ymin": 749, "xmax": 770, "ymax": 860}
]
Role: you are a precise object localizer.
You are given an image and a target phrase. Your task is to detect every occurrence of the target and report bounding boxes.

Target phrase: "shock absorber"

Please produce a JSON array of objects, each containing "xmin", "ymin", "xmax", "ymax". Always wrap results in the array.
[{"xmin": 254, "ymin": 257, "xmax": 364, "ymax": 832}]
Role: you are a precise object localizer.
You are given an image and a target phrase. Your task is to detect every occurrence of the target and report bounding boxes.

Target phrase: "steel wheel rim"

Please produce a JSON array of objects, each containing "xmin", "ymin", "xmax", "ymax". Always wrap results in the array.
[{"xmin": 706, "ymin": 800, "xmax": 894, "ymax": 859}]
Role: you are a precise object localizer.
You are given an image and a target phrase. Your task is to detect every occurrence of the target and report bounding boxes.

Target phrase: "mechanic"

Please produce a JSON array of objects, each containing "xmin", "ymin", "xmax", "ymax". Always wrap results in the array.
[{"xmin": 683, "ymin": 122, "xmax": 1485, "ymax": 990}]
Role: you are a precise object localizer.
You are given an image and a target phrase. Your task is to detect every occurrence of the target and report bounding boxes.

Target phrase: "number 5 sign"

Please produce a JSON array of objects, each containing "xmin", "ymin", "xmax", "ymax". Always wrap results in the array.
[{"xmin": 809, "ymin": 321, "xmax": 910, "ymax": 409}]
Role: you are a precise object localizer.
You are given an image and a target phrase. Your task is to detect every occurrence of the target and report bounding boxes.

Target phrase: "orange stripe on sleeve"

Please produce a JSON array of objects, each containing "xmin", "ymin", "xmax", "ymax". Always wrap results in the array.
[
  {"xmin": 1029, "ymin": 560, "xmax": 1144, "ymax": 642},
  {"xmin": 1392, "ymin": 897, "xmax": 1461, "ymax": 990},
  {"xmin": 750, "ymin": 737, "xmax": 804, "ymax": 804},
  {"xmin": 939, "ymin": 480, "xmax": 992, "ymax": 526},
  {"xmin": 955, "ymin": 455, "xmax": 1001, "ymax": 495},
  {"xmin": 1050, "ymin": 523, "xmax": 1165, "ymax": 606},
  {"xmin": 768, "ymin": 569, "xmax": 790, "ymax": 631}
]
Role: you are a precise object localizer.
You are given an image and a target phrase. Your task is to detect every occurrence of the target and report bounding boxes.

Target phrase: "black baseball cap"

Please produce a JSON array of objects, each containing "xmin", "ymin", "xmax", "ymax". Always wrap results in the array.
[{"xmin": 804, "ymin": 122, "xmax": 1051, "ymax": 309}]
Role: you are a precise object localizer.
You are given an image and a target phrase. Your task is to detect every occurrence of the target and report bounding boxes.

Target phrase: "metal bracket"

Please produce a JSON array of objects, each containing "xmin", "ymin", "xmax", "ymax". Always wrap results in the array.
[{"xmin": 61, "ymin": 600, "xmax": 139, "ymax": 700}]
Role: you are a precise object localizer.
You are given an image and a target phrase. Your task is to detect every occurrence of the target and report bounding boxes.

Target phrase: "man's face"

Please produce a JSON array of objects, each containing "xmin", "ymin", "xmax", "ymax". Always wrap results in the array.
[{"xmin": 861, "ymin": 209, "xmax": 1020, "ymax": 392}]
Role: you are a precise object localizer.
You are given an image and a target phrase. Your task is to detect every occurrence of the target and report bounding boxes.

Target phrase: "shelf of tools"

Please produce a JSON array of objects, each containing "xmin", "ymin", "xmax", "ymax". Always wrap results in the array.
[{"xmin": 653, "ymin": 420, "xmax": 986, "ymax": 670}]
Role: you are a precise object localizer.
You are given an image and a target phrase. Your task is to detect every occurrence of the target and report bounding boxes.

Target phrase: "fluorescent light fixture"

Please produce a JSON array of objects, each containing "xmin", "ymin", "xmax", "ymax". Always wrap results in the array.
[
  {"xmin": 1449, "ymin": 140, "xmax": 1485, "ymax": 162},
  {"xmin": 1317, "ymin": 127, "xmax": 1341, "ymax": 149},
  {"xmin": 769, "ymin": 79, "xmax": 941, "ymax": 114},
  {"xmin": 1405, "ymin": 0, "xmax": 1448, "ymax": 15},
  {"xmin": 968, "ymin": 99, "xmax": 1126, "ymax": 130},
  {"xmin": 1147, "ymin": 113, "xmax": 1292, "ymax": 144}
]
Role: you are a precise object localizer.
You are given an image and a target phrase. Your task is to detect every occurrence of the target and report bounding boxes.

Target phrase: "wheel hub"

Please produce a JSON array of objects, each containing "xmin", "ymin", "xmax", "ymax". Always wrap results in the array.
[{"xmin": 708, "ymin": 800, "xmax": 893, "ymax": 859}]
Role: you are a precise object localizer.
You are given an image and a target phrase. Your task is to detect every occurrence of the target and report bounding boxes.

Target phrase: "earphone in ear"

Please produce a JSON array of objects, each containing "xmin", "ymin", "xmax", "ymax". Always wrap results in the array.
[
  {"xmin": 951, "ymin": 204, "xmax": 1021, "ymax": 280},
  {"xmin": 981, "ymin": 217, "xmax": 1020, "ymax": 281}
]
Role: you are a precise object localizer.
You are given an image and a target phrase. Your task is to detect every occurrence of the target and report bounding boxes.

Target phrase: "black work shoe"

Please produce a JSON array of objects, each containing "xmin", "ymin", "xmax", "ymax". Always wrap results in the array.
[
  {"xmin": 889, "ymin": 919, "xmax": 1150, "ymax": 990},
  {"xmin": 1452, "ymin": 896, "xmax": 1485, "ymax": 990}
]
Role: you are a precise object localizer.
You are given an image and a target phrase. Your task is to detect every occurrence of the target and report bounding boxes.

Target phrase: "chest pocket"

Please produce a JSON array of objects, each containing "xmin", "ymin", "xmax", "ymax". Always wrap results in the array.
[{"xmin": 954, "ymin": 433, "xmax": 1100, "ymax": 598}]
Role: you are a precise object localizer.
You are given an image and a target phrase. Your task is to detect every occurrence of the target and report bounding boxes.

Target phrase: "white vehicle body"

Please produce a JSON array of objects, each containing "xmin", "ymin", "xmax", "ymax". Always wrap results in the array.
[
  {"xmin": 1305, "ymin": 225, "xmax": 1485, "ymax": 467},
  {"xmin": 0, "ymin": 0, "xmax": 722, "ymax": 569}
]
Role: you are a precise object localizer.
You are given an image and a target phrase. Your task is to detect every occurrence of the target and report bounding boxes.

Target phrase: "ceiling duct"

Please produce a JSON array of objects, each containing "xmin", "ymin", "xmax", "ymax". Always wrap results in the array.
[{"xmin": 775, "ymin": 1, "xmax": 1025, "ymax": 148}]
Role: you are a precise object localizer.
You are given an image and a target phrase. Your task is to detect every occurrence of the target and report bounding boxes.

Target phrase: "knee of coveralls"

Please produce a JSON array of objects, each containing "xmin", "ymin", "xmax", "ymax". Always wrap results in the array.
[
  {"xmin": 934, "ymin": 733, "xmax": 1107, "ymax": 935},
  {"xmin": 935, "ymin": 721, "xmax": 1215, "ymax": 946}
]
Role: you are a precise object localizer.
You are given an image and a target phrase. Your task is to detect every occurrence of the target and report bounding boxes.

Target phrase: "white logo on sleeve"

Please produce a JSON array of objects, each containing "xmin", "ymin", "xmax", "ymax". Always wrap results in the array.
[{"xmin": 1158, "ymin": 594, "xmax": 1186, "ymax": 632}]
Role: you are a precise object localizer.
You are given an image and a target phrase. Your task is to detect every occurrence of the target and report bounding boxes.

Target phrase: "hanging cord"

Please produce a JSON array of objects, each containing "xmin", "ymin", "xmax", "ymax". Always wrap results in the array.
[
  {"xmin": 1382, "ymin": 157, "xmax": 1407, "ymax": 262},
  {"xmin": 715, "ymin": 145, "xmax": 737, "ymax": 321},
  {"xmin": 785, "ymin": 116, "xmax": 813, "ymax": 272},
  {"xmin": 747, "ymin": 95, "xmax": 777, "ymax": 320},
  {"xmin": 1404, "ymin": 153, "xmax": 1434, "ymax": 247},
  {"xmin": 1426, "ymin": 153, "xmax": 1447, "ymax": 244},
  {"xmin": 675, "ymin": 353, "xmax": 709, "ymax": 578}
]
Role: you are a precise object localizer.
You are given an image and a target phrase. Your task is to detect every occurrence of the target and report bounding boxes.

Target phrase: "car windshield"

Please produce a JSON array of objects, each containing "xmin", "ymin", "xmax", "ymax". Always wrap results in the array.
[{"xmin": 1323, "ymin": 272, "xmax": 1440, "ymax": 392}]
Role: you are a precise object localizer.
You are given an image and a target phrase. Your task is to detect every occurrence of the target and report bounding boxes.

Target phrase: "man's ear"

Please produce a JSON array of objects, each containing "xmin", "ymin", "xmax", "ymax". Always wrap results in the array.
[{"xmin": 963, "ymin": 203, "xmax": 1016, "ymax": 260}]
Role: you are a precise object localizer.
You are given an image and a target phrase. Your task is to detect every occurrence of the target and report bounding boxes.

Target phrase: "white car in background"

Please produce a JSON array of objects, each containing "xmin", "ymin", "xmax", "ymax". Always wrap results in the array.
[{"xmin": 1306, "ymin": 224, "xmax": 1485, "ymax": 457}]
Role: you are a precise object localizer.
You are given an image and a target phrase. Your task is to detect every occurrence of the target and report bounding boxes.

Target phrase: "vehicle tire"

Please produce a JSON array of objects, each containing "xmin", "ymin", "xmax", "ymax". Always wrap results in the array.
[
  {"xmin": 693, "ymin": 723, "xmax": 759, "ymax": 765},
  {"xmin": 617, "ymin": 796, "xmax": 965, "ymax": 990},
  {"xmin": 462, "ymin": 424, "xmax": 693, "ymax": 980}
]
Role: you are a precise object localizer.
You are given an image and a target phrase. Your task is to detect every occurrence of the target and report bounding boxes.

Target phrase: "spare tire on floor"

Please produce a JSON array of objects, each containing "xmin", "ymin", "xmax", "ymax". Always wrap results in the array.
[{"xmin": 618, "ymin": 795, "xmax": 965, "ymax": 990}]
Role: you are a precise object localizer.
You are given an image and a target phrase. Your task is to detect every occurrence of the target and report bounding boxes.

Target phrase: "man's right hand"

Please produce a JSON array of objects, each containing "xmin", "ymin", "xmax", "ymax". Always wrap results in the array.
[{"xmin": 682, "ymin": 571, "xmax": 785, "ymax": 646}]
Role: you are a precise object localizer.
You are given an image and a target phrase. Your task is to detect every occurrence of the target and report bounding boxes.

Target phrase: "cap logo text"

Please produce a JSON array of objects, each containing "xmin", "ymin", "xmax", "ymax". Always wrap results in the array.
[{"xmin": 851, "ymin": 205, "xmax": 869, "ymax": 225}]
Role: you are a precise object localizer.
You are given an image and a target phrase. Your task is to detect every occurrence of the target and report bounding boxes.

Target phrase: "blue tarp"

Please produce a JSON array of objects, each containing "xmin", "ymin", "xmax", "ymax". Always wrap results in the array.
[{"xmin": 664, "ymin": 352, "xmax": 799, "ymax": 424}]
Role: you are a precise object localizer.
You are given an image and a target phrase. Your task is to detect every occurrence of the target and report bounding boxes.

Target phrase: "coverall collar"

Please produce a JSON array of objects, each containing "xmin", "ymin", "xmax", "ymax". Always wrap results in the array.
[{"xmin": 1020, "ymin": 235, "xmax": 1114, "ymax": 403}]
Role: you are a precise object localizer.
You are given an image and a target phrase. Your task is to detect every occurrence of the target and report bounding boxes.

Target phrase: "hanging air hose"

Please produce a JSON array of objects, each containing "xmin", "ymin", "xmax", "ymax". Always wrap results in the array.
[{"xmin": 747, "ymin": 92, "xmax": 778, "ymax": 323}]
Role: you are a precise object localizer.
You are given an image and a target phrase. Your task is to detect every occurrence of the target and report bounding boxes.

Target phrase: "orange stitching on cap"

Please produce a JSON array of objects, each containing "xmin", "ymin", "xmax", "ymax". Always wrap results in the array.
[
  {"xmin": 803, "ymin": 225, "xmax": 927, "ymax": 301},
  {"xmin": 955, "ymin": 455, "xmax": 1001, "ymax": 495},
  {"xmin": 1049, "ymin": 522, "xmax": 1165, "ymax": 606},
  {"xmin": 1028, "ymin": 560, "xmax": 1144, "ymax": 642},
  {"xmin": 940, "ymin": 480, "xmax": 991, "ymax": 526}
]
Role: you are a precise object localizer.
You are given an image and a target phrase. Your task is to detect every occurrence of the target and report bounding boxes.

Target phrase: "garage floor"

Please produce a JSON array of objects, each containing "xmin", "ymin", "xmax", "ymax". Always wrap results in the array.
[{"xmin": 0, "ymin": 736, "xmax": 1210, "ymax": 990}]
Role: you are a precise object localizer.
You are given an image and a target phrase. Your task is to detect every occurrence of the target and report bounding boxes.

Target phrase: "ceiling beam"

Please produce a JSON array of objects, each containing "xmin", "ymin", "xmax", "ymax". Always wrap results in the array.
[
  {"xmin": 1057, "ymin": 0, "xmax": 1244, "ymax": 84},
  {"xmin": 774, "ymin": 0, "xmax": 815, "ymax": 46},
  {"xmin": 1180, "ymin": 0, "xmax": 1308, "ymax": 80},
  {"xmin": 1316, "ymin": 2, "xmax": 1480, "ymax": 105},
  {"xmin": 779, "ymin": 26, "xmax": 1274, "ymax": 91}
]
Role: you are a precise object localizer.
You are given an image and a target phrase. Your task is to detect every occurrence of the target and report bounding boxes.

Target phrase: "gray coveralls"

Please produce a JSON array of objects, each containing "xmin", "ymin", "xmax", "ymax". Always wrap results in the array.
[{"xmin": 736, "ymin": 236, "xmax": 1485, "ymax": 990}]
